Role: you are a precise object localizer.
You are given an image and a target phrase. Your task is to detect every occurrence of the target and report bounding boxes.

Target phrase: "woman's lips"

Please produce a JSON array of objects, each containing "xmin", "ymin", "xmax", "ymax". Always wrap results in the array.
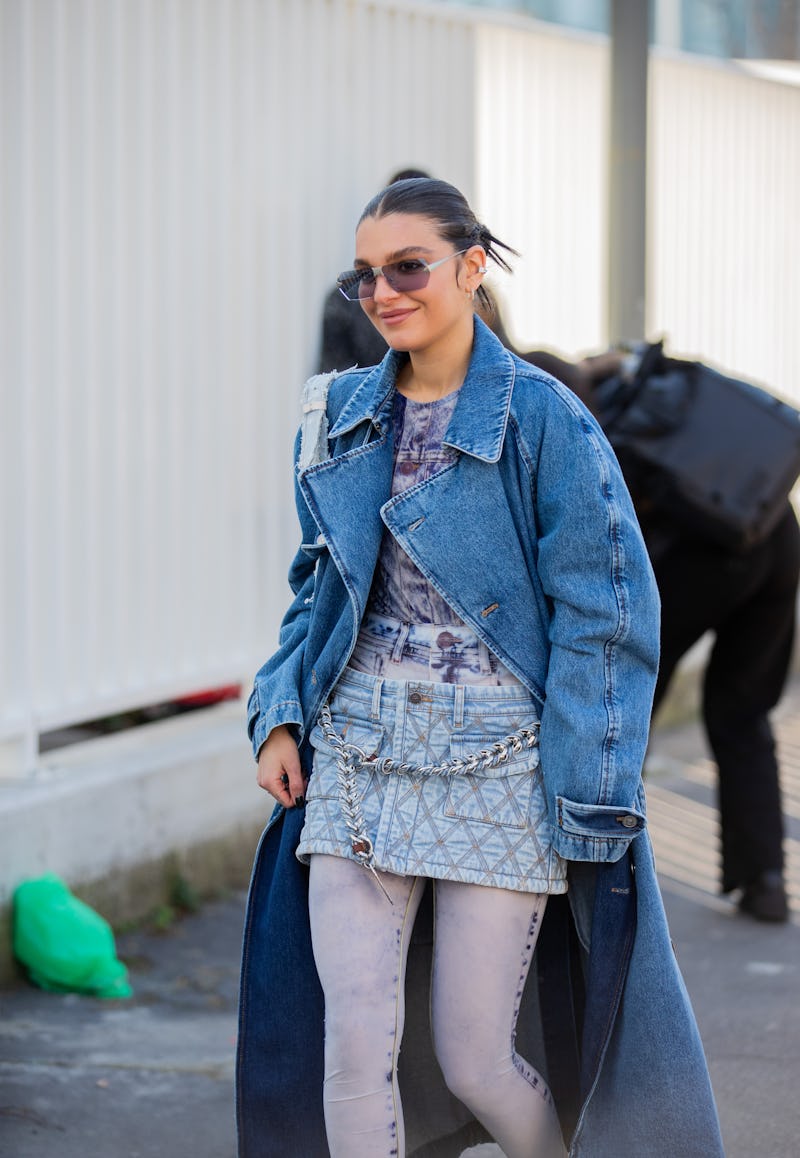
[{"xmin": 378, "ymin": 308, "xmax": 415, "ymax": 325}]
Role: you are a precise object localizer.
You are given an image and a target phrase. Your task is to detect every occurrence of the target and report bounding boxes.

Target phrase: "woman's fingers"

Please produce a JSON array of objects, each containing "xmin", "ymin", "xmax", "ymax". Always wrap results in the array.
[{"xmin": 256, "ymin": 726, "xmax": 307, "ymax": 806}]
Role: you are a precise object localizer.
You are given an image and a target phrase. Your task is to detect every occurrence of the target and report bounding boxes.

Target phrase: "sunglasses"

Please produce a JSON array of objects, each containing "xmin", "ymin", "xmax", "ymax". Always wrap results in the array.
[{"xmin": 336, "ymin": 249, "xmax": 469, "ymax": 301}]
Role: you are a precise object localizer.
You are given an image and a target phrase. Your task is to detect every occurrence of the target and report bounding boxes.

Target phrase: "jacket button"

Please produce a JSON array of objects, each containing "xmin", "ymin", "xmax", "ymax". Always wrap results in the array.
[
  {"xmin": 408, "ymin": 692, "xmax": 422, "ymax": 704},
  {"xmin": 619, "ymin": 815, "xmax": 638, "ymax": 828},
  {"xmin": 316, "ymin": 533, "xmax": 325, "ymax": 545}
]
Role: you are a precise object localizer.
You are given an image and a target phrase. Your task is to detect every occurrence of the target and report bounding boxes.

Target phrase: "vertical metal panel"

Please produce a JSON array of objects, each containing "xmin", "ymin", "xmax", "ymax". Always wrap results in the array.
[
  {"xmin": 475, "ymin": 21, "xmax": 610, "ymax": 356},
  {"xmin": 607, "ymin": 0, "xmax": 649, "ymax": 343},
  {"xmin": 649, "ymin": 52, "xmax": 800, "ymax": 400},
  {"xmin": 0, "ymin": 0, "xmax": 34, "ymax": 769}
]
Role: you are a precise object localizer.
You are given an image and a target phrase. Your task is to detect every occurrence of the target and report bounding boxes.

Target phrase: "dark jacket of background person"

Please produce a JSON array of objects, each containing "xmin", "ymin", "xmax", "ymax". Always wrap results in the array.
[
  {"xmin": 317, "ymin": 281, "xmax": 392, "ymax": 371},
  {"xmin": 643, "ymin": 499, "xmax": 799, "ymax": 908}
]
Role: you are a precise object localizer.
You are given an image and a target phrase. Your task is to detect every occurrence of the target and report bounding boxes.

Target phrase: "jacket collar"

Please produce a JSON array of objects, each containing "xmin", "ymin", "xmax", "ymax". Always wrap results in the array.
[{"xmin": 328, "ymin": 317, "xmax": 517, "ymax": 464}]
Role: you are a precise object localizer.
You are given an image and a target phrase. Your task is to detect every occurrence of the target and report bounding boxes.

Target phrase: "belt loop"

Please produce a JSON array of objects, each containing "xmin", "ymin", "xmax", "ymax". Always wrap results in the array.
[
  {"xmin": 391, "ymin": 621, "xmax": 410, "ymax": 664},
  {"xmin": 478, "ymin": 638, "xmax": 493, "ymax": 675},
  {"xmin": 370, "ymin": 677, "xmax": 384, "ymax": 721},
  {"xmin": 453, "ymin": 684, "xmax": 465, "ymax": 728}
]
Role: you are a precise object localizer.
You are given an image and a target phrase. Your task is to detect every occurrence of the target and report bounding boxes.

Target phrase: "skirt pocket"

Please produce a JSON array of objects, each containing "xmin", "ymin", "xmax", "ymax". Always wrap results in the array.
[
  {"xmin": 443, "ymin": 732, "xmax": 539, "ymax": 829},
  {"xmin": 307, "ymin": 715, "xmax": 386, "ymax": 802}
]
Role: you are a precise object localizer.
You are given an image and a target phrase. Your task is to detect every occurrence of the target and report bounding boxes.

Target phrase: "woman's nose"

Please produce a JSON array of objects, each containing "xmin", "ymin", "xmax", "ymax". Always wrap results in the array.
[{"xmin": 372, "ymin": 272, "xmax": 399, "ymax": 302}]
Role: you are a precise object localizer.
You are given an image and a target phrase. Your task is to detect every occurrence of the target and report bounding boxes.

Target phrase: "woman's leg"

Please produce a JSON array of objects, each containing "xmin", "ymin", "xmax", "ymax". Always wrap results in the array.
[
  {"xmin": 308, "ymin": 854, "xmax": 425, "ymax": 1158},
  {"xmin": 431, "ymin": 880, "xmax": 565, "ymax": 1158}
]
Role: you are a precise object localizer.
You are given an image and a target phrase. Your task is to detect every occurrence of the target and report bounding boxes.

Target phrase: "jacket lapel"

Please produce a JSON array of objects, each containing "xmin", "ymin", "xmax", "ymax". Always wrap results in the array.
[
  {"xmin": 299, "ymin": 422, "xmax": 394, "ymax": 622},
  {"xmin": 440, "ymin": 320, "xmax": 517, "ymax": 463},
  {"xmin": 298, "ymin": 319, "xmax": 521, "ymax": 623}
]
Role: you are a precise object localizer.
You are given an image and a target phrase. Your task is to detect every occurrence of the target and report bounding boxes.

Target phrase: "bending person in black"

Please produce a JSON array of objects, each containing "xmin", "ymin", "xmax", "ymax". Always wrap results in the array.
[{"xmin": 647, "ymin": 503, "xmax": 798, "ymax": 921}]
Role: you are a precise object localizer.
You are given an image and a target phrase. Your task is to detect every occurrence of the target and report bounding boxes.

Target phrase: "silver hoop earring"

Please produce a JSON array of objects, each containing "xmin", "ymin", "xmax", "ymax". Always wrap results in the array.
[{"xmin": 478, "ymin": 266, "xmax": 488, "ymax": 274}]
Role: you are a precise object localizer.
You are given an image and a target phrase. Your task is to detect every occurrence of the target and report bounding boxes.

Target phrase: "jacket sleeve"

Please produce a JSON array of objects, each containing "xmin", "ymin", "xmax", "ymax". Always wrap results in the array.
[
  {"xmin": 533, "ymin": 394, "xmax": 661, "ymax": 861},
  {"xmin": 246, "ymin": 431, "xmax": 321, "ymax": 760}
]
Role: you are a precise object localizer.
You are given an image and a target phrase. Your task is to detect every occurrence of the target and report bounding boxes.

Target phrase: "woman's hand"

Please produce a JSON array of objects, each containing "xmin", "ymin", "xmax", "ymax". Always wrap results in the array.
[{"xmin": 257, "ymin": 725, "xmax": 307, "ymax": 807}]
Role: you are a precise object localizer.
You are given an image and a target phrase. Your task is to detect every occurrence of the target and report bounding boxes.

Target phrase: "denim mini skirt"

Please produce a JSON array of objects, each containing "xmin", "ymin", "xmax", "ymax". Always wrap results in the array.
[{"xmin": 297, "ymin": 666, "xmax": 567, "ymax": 895}]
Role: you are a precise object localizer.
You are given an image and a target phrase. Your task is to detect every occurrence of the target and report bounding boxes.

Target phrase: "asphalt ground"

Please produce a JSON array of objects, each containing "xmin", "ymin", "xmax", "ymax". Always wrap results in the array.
[{"xmin": 2, "ymin": 685, "xmax": 799, "ymax": 1158}]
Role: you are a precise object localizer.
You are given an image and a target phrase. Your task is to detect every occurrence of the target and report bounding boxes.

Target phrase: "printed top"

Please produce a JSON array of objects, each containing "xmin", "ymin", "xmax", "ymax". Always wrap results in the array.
[{"xmin": 367, "ymin": 390, "xmax": 462, "ymax": 624}]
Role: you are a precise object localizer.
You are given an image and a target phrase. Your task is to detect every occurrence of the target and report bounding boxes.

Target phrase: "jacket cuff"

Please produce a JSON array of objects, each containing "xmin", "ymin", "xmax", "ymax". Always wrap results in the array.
[
  {"xmin": 247, "ymin": 686, "xmax": 304, "ymax": 762},
  {"xmin": 552, "ymin": 796, "xmax": 646, "ymax": 862}
]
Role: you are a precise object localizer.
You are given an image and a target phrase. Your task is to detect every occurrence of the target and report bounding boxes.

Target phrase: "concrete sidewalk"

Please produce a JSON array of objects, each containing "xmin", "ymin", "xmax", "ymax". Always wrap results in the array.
[
  {"xmin": 644, "ymin": 685, "xmax": 800, "ymax": 1158},
  {"xmin": 2, "ymin": 689, "xmax": 799, "ymax": 1158}
]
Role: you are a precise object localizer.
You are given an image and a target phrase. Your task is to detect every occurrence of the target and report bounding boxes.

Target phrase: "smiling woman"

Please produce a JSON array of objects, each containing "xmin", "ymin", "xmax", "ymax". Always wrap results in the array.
[{"xmin": 236, "ymin": 178, "xmax": 725, "ymax": 1158}]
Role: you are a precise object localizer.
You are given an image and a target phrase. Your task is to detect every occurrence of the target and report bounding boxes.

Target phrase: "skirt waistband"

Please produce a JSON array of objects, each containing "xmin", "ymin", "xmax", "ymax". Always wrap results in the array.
[{"xmin": 337, "ymin": 663, "xmax": 540, "ymax": 718}]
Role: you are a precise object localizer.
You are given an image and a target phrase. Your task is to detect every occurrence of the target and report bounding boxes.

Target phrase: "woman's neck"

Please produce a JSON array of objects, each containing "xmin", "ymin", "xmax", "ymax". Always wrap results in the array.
[{"xmin": 395, "ymin": 344, "xmax": 472, "ymax": 402}]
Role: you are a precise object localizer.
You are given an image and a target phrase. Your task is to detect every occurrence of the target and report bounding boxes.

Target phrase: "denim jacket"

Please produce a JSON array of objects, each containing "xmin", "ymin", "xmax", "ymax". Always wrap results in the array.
[
  {"xmin": 238, "ymin": 319, "xmax": 724, "ymax": 1156},
  {"xmin": 248, "ymin": 317, "xmax": 660, "ymax": 862}
]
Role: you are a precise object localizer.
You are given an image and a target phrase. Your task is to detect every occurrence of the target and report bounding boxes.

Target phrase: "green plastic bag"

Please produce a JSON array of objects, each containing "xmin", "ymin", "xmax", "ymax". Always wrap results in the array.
[{"xmin": 12, "ymin": 874, "xmax": 132, "ymax": 999}]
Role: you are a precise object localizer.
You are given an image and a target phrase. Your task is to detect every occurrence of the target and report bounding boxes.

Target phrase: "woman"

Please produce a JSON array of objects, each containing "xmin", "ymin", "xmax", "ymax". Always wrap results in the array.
[{"xmin": 237, "ymin": 179, "xmax": 724, "ymax": 1158}]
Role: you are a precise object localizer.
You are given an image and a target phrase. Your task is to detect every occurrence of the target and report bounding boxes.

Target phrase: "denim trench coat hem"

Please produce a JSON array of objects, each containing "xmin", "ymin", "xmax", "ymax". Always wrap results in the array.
[
  {"xmin": 236, "ymin": 801, "xmax": 724, "ymax": 1157},
  {"xmin": 237, "ymin": 320, "xmax": 725, "ymax": 1156}
]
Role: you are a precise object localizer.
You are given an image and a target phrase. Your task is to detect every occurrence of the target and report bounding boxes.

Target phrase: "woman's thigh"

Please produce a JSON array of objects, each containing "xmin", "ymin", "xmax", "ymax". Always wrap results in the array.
[
  {"xmin": 430, "ymin": 879, "xmax": 547, "ymax": 1077},
  {"xmin": 308, "ymin": 855, "xmax": 424, "ymax": 1041}
]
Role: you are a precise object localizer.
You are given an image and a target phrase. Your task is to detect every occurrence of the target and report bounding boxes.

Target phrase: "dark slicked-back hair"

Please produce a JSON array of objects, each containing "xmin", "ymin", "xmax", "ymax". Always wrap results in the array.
[
  {"xmin": 388, "ymin": 167, "xmax": 431, "ymax": 183},
  {"xmin": 357, "ymin": 178, "xmax": 517, "ymax": 310}
]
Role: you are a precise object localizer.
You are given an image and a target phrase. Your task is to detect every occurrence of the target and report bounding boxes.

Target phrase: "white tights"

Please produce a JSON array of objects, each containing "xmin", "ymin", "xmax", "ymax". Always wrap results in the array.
[{"xmin": 308, "ymin": 854, "xmax": 566, "ymax": 1158}]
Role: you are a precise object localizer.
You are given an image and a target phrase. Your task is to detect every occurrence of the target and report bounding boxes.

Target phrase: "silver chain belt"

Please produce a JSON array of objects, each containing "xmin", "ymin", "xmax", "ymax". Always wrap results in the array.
[{"xmin": 318, "ymin": 701, "xmax": 540, "ymax": 903}]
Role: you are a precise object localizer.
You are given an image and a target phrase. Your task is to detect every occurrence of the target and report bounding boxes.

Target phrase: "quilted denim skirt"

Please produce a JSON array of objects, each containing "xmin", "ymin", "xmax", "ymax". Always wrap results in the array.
[{"xmin": 297, "ymin": 666, "xmax": 567, "ymax": 894}]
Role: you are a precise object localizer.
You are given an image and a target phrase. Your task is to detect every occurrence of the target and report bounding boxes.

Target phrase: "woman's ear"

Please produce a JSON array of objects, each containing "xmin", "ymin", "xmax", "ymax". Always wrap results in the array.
[{"xmin": 462, "ymin": 245, "xmax": 488, "ymax": 295}]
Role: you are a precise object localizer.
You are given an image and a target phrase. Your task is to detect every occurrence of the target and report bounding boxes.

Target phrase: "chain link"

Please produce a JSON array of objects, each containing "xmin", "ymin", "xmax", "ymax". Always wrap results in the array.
[{"xmin": 319, "ymin": 701, "xmax": 539, "ymax": 780}]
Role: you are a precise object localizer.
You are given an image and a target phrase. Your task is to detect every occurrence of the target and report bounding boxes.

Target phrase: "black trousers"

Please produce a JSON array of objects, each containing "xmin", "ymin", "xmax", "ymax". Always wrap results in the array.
[{"xmin": 649, "ymin": 504, "xmax": 800, "ymax": 891}]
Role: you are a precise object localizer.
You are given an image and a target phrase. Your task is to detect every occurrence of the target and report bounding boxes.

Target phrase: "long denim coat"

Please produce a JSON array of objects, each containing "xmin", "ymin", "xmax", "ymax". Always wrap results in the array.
[{"xmin": 237, "ymin": 319, "xmax": 725, "ymax": 1156}]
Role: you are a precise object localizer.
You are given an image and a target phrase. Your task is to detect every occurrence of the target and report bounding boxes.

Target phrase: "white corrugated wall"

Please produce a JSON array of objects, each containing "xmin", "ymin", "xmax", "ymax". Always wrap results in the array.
[
  {"xmin": 0, "ymin": 0, "xmax": 478, "ymax": 771},
  {"xmin": 474, "ymin": 19, "xmax": 609, "ymax": 356},
  {"xmin": 648, "ymin": 51, "xmax": 800, "ymax": 398},
  {"xmin": 2, "ymin": 0, "xmax": 799, "ymax": 772}
]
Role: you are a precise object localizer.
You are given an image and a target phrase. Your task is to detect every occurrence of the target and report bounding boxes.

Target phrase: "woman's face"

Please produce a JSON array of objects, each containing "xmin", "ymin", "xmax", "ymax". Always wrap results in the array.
[{"xmin": 353, "ymin": 212, "xmax": 483, "ymax": 355}]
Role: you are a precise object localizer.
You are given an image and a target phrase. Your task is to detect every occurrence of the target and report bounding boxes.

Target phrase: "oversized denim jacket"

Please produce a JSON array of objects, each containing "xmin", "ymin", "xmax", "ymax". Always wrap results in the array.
[
  {"xmin": 239, "ymin": 319, "xmax": 724, "ymax": 1157},
  {"xmin": 248, "ymin": 317, "xmax": 661, "ymax": 863}
]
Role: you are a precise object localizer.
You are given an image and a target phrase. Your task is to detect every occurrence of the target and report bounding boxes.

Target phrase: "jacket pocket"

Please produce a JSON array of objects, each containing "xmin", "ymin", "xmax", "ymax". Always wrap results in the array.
[{"xmin": 443, "ymin": 733, "xmax": 539, "ymax": 829}]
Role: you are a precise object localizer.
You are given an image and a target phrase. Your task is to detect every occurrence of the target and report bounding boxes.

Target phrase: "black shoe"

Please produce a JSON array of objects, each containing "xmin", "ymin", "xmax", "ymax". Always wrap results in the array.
[{"xmin": 738, "ymin": 872, "xmax": 789, "ymax": 923}]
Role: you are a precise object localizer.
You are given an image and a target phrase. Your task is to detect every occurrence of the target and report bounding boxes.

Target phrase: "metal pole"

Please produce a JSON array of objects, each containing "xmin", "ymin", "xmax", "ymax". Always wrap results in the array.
[{"xmin": 608, "ymin": 0, "xmax": 649, "ymax": 345}]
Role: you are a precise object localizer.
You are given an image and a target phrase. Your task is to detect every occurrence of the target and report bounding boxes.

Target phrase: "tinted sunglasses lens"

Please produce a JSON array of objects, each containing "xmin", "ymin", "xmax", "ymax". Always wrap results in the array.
[
  {"xmin": 384, "ymin": 260, "xmax": 430, "ymax": 293},
  {"xmin": 357, "ymin": 272, "xmax": 376, "ymax": 300},
  {"xmin": 337, "ymin": 271, "xmax": 370, "ymax": 301},
  {"xmin": 337, "ymin": 260, "xmax": 431, "ymax": 300}
]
